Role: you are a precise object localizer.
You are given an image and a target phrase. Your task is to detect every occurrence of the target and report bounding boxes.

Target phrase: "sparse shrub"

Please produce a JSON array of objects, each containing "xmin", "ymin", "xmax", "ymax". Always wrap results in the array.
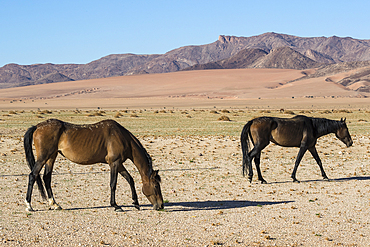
[
  {"xmin": 130, "ymin": 114, "xmax": 138, "ymax": 118},
  {"xmin": 87, "ymin": 111, "xmax": 104, "ymax": 117},
  {"xmin": 210, "ymin": 110, "xmax": 218, "ymax": 114},
  {"xmin": 39, "ymin": 110, "xmax": 52, "ymax": 114},
  {"xmin": 320, "ymin": 110, "xmax": 332, "ymax": 114},
  {"xmin": 259, "ymin": 110, "xmax": 271, "ymax": 113},
  {"xmin": 284, "ymin": 110, "xmax": 295, "ymax": 115},
  {"xmin": 159, "ymin": 110, "xmax": 166, "ymax": 113},
  {"xmin": 221, "ymin": 109, "xmax": 230, "ymax": 113},
  {"xmin": 218, "ymin": 115, "xmax": 230, "ymax": 121},
  {"xmin": 333, "ymin": 109, "xmax": 352, "ymax": 113},
  {"xmin": 114, "ymin": 112, "xmax": 123, "ymax": 118},
  {"xmin": 8, "ymin": 110, "xmax": 17, "ymax": 114}
]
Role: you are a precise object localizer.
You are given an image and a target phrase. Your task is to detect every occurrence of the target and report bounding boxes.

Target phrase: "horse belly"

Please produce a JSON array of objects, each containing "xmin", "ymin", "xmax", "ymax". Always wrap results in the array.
[
  {"xmin": 60, "ymin": 148, "xmax": 107, "ymax": 165},
  {"xmin": 270, "ymin": 127, "xmax": 303, "ymax": 147},
  {"xmin": 58, "ymin": 133, "xmax": 108, "ymax": 165}
]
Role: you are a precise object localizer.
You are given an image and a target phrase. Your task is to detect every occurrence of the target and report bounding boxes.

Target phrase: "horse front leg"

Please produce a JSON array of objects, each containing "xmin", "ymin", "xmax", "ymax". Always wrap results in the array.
[
  {"xmin": 109, "ymin": 161, "xmax": 123, "ymax": 212},
  {"xmin": 291, "ymin": 146, "xmax": 308, "ymax": 183},
  {"xmin": 43, "ymin": 154, "xmax": 62, "ymax": 210},
  {"xmin": 308, "ymin": 147, "xmax": 329, "ymax": 180},
  {"xmin": 118, "ymin": 164, "xmax": 140, "ymax": 210}
]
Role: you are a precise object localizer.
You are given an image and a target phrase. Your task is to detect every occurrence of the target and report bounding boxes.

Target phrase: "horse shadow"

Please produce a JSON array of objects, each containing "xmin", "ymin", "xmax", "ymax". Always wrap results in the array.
[
  {"xmin": 267, "ymin": 175, "xmax": 370, "ymax": 185},
  {"xmin": 163, "ymin": 199, "xmax": 294, "ymax": 212},
  {"xmin": 36, "ymin": 200, "xmax": 293, "ymax": 212}
]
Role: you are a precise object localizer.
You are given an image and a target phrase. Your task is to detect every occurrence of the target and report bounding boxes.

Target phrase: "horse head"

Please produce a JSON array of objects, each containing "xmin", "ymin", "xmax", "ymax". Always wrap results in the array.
[
  {"xmin": 336, "ymin": 118, "xmax": 353, "ymax": 147},
  {"xmin": 142, "ymin": 170, "xmax": 164, "ymax": 210}
]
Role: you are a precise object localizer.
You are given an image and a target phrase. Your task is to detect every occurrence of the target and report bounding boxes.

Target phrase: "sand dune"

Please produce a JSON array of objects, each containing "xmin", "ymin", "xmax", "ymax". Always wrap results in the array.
[{"xmin": 0, "ymin": 68, "xmax": 368, "ymax": 110}]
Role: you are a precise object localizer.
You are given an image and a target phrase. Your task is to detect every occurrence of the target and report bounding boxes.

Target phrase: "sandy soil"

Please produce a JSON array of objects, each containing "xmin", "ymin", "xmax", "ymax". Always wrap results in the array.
[
  {"xmin": 0, "ymin": 132, "xmax": 369, "ymax": 246},
  {"xmin": 0, "ymin": 68, "xmax": 370, "ymax": 246}
]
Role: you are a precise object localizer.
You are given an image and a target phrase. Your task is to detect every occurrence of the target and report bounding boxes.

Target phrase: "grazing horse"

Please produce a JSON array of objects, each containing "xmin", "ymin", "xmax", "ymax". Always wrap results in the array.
[
  {"xmin": 241, "ymin": 115, "xmax": 353, "ymax": 183},
  {"xmin": 24, "ymin": 119, "xmax": 164, "ymax": 212}
]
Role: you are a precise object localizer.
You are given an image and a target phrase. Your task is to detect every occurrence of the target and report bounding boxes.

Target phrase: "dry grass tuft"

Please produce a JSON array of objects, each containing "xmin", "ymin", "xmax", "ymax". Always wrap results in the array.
[
  {"xmin": 114, "ymin": 112, "xmax": 123, "ymax": 118},
  {"xmin": 87, "ymin": 111, "xmax": 104, "ymax": 117},
  {"xmin": 259, "ymin": 110, "xmax": 271, "ymax": 113},
  {"xmin": 284, "ymin": 110, "xmax": 295, "ymax": 115},
  {"xmin": 218, "ymin": 115, "xmax": 230, "ymax": 121}
]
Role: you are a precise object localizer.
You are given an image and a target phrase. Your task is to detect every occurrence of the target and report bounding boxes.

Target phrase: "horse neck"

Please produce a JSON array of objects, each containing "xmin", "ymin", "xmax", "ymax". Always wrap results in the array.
[
  {"xmin": 313, "ymin": 118, "xmax": 340, "ymax": 138},
  {"xmin": 129, "ymin": 137, "xmax": 153, "ymax": 183}
]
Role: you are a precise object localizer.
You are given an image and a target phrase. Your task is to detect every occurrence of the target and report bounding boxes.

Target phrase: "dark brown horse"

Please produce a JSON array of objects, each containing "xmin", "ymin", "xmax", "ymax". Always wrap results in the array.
[
  {"xmin": 24, "ymin": 119, "xmax": 164, "ymax": 212},
  {"xmin": 241, "ymin": 115, "xmax": 353, "ymax": 183}
]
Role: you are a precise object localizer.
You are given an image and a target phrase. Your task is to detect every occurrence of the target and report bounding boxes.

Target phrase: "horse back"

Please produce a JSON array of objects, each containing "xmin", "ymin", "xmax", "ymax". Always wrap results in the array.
[
  {"xmin": 58, "ymin": 119, "xmax": 132, "ymax": 165},
  {"xmin": 270, "ymin": 116, "xmax": 312, "ymax": 147}
]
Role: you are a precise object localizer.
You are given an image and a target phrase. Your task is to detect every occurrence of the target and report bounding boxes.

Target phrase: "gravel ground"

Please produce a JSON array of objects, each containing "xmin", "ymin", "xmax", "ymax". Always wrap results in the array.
[{"xmin": 1, "ymin": 134, "xmax": 369, "ymax": 246}]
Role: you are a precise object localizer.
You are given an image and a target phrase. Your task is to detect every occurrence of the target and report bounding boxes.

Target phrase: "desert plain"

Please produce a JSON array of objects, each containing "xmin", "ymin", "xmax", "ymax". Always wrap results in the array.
[{"xmin": 0, "ymin": 68, "xmax": 370, "ymax": 246}]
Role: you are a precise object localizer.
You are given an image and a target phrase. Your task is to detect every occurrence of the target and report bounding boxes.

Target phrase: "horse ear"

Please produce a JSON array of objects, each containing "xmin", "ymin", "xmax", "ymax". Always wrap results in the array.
[
  {"xmin": 340, "ymin": 117, "xmax": 346, "ymax": 123},
  {"xmin": 151, "ymin": 170, "xmax": 161, "ymax": 183}
]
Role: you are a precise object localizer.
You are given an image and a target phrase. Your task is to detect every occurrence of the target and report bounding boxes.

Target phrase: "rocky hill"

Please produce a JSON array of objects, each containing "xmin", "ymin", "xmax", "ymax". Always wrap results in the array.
[
  {"xmin": 1, "ymin": 32, "xmax": 370, "ymax": 88},
  {"xmin": 184, "ymin": 47, "xmax": 320, "ymax": 70}
]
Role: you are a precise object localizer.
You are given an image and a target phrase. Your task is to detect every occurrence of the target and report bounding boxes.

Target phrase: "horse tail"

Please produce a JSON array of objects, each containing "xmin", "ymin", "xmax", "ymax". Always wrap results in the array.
[
  {"xmin": 241, "ymin": 120, "xmax": 253, "ymax": 177},
  {"xmin": 24, "ymin": 125, "xmax": 47, "ymax": 200}
]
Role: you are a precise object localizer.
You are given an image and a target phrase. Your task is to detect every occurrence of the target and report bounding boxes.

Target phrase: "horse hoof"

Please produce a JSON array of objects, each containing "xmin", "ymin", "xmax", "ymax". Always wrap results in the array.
[
  {"xmin": 26, "ymin": 207, "xmax": 34, "ymax": 212},
  {"xmin": 49, "ymin": 205, "xmax": 62, "ymax": 210},
  {"xmin": 293, "ymin": 179, "xmax": 300, "ymax": 183},
  {"xmin": 260, "ymin": 180, "xmax": 267, "ymax": 184},
  {"xmin": 133, "ymin": 204, "xmax": 140, "ymax": 210},
  {"xmin": 114, "ymin": 207, "xmax": 124, "ymax": 212}
]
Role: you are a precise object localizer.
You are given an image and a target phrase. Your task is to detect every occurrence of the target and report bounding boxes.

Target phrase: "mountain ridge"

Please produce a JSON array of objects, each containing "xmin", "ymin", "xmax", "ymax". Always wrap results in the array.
[{"xmin": 1, "ymin": 32, "xmax": 370, "ymax": 89}]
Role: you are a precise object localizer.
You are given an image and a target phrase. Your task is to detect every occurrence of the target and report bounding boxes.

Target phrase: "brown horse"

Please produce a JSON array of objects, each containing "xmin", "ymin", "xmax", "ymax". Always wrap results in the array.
[
  {"xmin": 24, "ymin": 119, "xmax": 164, "ymax": 212},
  {"xmin": 241, "ymin": 115, "xmax": 353, "ymax": 183}
]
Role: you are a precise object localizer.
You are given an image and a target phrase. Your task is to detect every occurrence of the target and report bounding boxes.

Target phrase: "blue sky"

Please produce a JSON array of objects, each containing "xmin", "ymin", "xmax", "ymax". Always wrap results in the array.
[{"xmin": 1, "ymin": 0, "xmax": 369, "ymax": 67}]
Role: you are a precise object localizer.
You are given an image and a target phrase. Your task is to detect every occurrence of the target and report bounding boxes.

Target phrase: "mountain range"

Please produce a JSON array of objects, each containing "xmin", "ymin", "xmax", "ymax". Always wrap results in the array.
[{"xmin": 1, "ymin": 32, "xmax": 370, "ymax": 89}]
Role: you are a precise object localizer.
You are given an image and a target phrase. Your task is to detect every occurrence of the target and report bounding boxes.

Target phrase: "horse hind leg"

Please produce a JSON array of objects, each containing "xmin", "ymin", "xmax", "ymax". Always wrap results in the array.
[
  {"xmin": 247, "ymin": 142, "xmax": 268, "ymax": 183},
  {"xmin": 25, "ymin": 160, "xmax": 47, "ymax": 212},
  {"xmin": 43, "ymin": 153, "xmax": 62, "ymax": 210},
  {"xmin": 118, "ymin": 164, "xmax": 140, "ymax": 210},
  {"xmin": 254, "ymin": 152, "xmax": 267, "ymax": 184}
]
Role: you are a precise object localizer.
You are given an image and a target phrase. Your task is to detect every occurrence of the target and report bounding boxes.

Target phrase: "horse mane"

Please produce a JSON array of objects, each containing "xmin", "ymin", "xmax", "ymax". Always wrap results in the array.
[
  {"xmin": 128, "ymin": 132, "xmax": 156, "ymax": 177},
  {"xmin": 310, "ymin": 117, "xmax": 343, "ymax": 135}
]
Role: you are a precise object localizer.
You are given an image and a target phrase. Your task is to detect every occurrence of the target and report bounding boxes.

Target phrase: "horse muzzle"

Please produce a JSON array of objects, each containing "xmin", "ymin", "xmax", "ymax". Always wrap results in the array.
[
  {"xmin": 153, "ymin": 203, "xmax": 164, "ymax": 210},
  {"xmin": 346, "ymin": 141, "xmax": 353, "ymax": 147}
]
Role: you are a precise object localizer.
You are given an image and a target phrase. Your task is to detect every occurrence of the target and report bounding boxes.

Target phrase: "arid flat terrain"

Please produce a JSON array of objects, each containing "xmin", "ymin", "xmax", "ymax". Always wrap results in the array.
[{"xmin": 0, "ymin": 68, "xmax": 369, "ymax": 246}]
